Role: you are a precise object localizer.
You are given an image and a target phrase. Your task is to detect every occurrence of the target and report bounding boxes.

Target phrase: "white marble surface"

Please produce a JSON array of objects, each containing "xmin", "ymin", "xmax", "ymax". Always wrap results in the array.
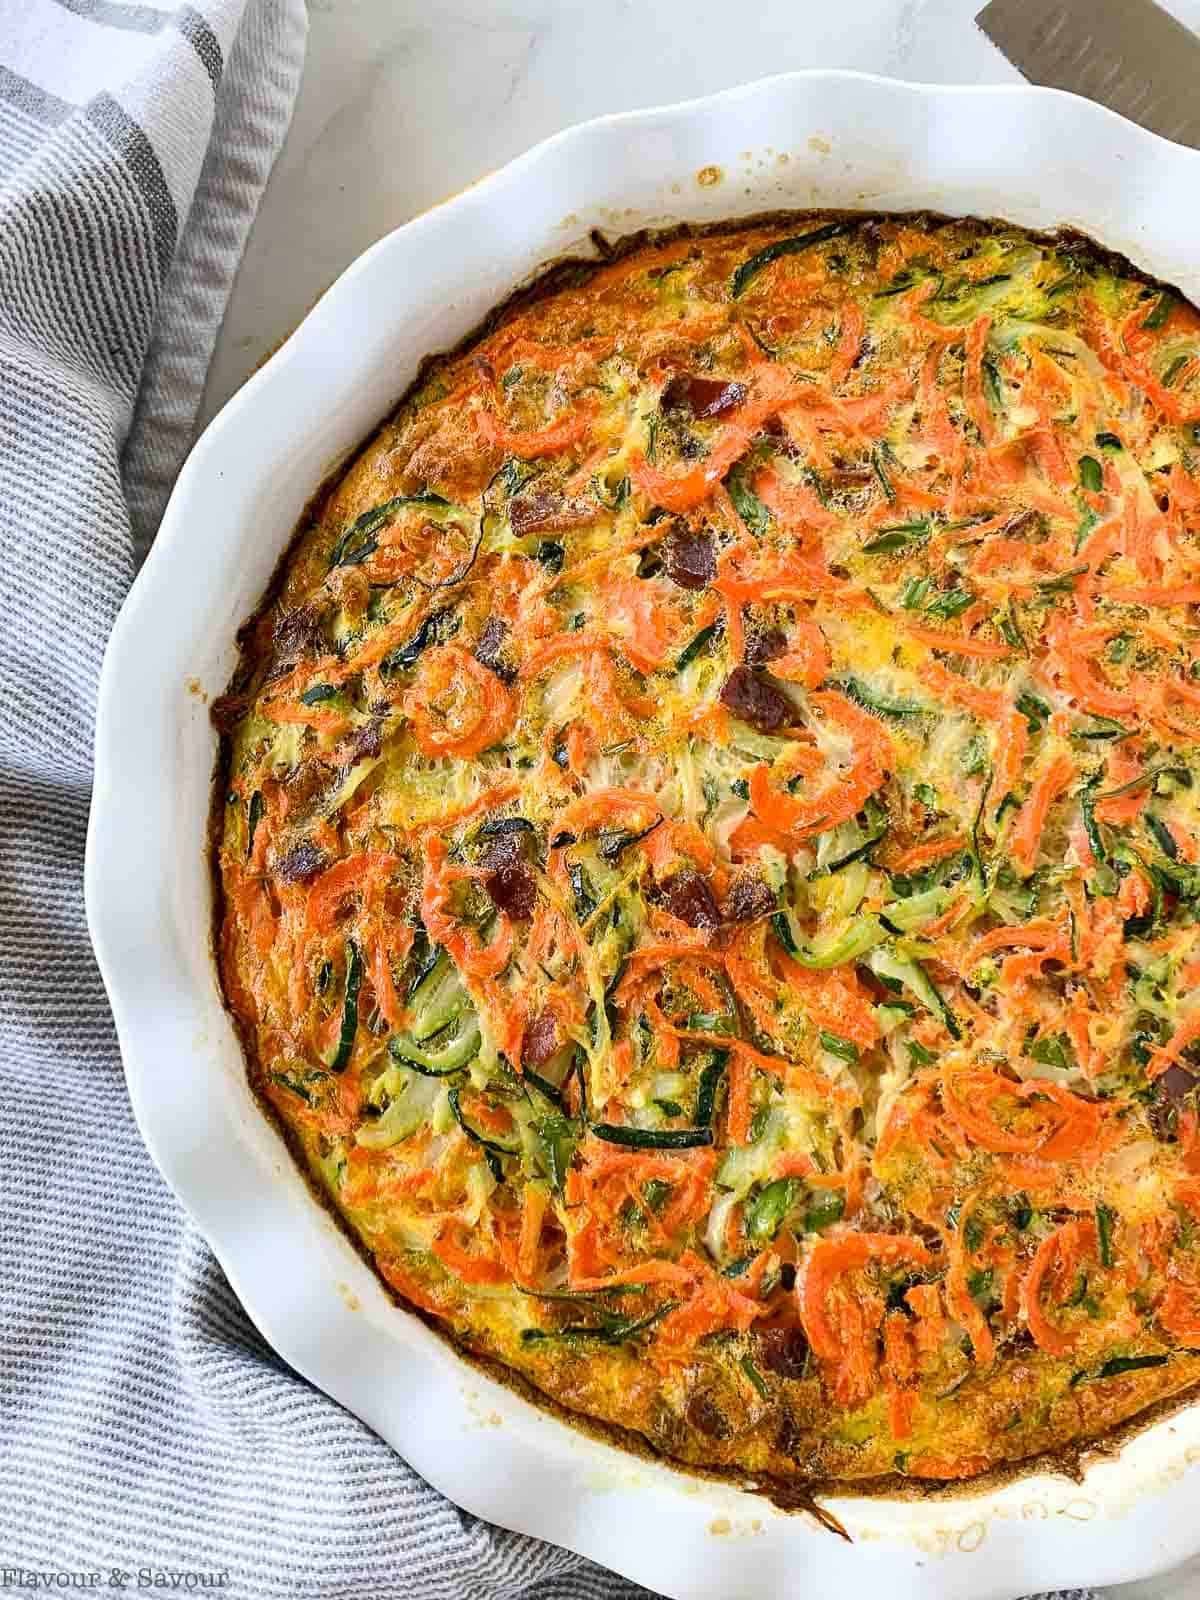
[
  {"xmin": 196, "ymin": 6, "xmax": 1200, "ymax": 1594},
  {"xmin": 201, "ymin": 0, "xmax": 1200, "ymax": 423},
  {"xmin": 200, "ymin": 0, "xmax": 1027, "ymax": 427}
]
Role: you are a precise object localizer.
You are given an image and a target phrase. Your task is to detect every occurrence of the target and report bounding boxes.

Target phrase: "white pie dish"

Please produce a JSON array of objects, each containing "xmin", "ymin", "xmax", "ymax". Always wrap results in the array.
[{"xmin": 85, "ymin": 70, "xmax": 1200, "ymax": 1599}]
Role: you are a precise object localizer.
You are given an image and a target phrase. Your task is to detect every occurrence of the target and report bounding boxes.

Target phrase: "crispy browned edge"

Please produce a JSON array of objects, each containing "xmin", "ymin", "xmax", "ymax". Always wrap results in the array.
[{"xmin": 205, "ymin": 208, "xmax": 1200, "ymax": 1527}]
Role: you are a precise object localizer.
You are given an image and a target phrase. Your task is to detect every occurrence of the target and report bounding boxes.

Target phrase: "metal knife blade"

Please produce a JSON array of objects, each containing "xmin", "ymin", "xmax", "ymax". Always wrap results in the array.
[{"xmin": 976, "ymin": 0, "xmax": 1200, "ymax": 150}]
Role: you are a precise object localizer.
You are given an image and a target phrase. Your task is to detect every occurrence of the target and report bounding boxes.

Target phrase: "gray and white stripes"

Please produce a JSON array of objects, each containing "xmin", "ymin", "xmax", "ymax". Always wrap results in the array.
[
  {"xmin": 0, "ymin": 4, "xmax": 1098, "ymax": 1596},
  {"xmin": 0, "ymin": 4, "xmax": 653, "ymax": 1595}
]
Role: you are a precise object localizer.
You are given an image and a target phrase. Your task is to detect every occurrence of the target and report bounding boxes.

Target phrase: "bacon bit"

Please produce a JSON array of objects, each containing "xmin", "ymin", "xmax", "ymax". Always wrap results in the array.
[
  {"xmin": 628, "ymin": 366, "xmax": 806, "ymax": 513},
  {"xmin": 1148, "ymin": 1011, "xmax": 1200, "ymax": 1081},
  {"xmin": 719, "ymin": 666, "xmax": 795, "ymax": 735}
]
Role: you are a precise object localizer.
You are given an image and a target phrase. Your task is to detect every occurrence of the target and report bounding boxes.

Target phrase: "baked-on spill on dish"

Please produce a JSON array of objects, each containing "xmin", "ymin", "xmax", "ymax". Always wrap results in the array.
[{"xmin": 213, "ymin": 213, "xmax": 1200, "ymax": 1487}]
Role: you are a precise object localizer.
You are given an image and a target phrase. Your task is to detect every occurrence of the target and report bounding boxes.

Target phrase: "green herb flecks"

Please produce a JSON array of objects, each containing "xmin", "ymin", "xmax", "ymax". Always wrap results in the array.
[
  {"xmin": 731, "ymin": 221, "xmax": 856, "ymax": 299},
  {"xmin": 590, "ymin": 1123, "xmax": 714, "ymax": 1150},
  {"xmin": 245, "ymin": 789, "xmax": 264, "ymax": 860},
  {"xmin": 327, "ymin": 941, "xmax": 363, "ymax": 1073},
  {"xmin": 330, "ymin": 492, "xmax": 451, "ymax": 568}
]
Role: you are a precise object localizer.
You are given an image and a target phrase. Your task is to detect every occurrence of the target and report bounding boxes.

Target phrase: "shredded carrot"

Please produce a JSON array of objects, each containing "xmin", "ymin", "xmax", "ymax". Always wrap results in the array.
[
  {"xmin": 216, "ymin": 217, "xmax": 1200, "ymax": 1478},
  {"xmin": 1010, "ymin": 752, "xmax": 1075, "ymax": 876},
  {"xmin": 306, "ymin": 851, "xmax": 394, "ymax": 934},
  {"xmin": 403, "ymin": 644, "xmax": 514, "ymax": 758},
  {"xmin": 946, "ymin": 1192, "xmax": 996, "ymax": 1367},
  {"xmin": 1021, "ymin": 1219, "xmax": 1097, "ymax": 1357},
  {"xmin": 747, "ymin": 690, "xmax": 893, "ymax": 839},
  {"xmin": 1094, "ymin": 744, "xmax": 1149, "ymax": 825},
  {"xmin": 941, "ymin": 1062, "xmax": 1101, "ymax": 1162},
  {"xmin": 728, "ymin": 814, "xmax": 798, "ymax": 859},
  {"xmin": 890, "ymin": 834, "xmax": 968, "ymax": 873},
  {"xmin": 799, "ymin": 1234, "xmax": 931, "ymax": 1407},
  {"xmin": 753, "ymin": 463, "xmax": 836, "ymax": 533},
  {"xmin": 726, "ymin": 1051, "xmax": 753, "ymax": 1144},
  {"xmin": 768, "ymin": 618, "xmax": 830, "ymax": 687},
  {"xmin": 475, "ymin": 400, "xmax": 594, "ymax": 458},
  {"xmin": 1159, "ymin": 1280, "xmax": 1200, "ymax": 1344},
  {"xmin": 970, "ymin": 920, "xmax": 1067, "ymax": 959},
  {"xmin": 903, "ymin": 621, "xmax": 1012, "ymax": 660},
  {"xmin": 516, "ymin": 1186, "xmax": 550, "ymax": 1284},
  {"xmin": 829, "ymin": 301, "xmax": 866, "ymax": 388},
  {"xmin": 774, "ymin": 950, "xmax": 879, "ymax": 1051},
  {"xmin": 432, "ymin": 1220, "xmax": 510, "ymax": 1286},
  {"xmin": 261, "ymin": 700, "xmax": 353, "ymax": 736}
]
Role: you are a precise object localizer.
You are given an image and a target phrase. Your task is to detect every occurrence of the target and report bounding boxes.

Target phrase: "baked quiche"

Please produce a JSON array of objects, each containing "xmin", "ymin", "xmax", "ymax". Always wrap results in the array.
[{"xmin": 213, "ymin": 213, "xmax": 1200, "ymax": 1492}]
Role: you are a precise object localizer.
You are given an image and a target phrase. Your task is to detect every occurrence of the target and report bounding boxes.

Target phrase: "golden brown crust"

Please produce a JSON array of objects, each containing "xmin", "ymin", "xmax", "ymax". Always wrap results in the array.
[{"xmin": 213, "ymin": 211, "xmax": 1200, "ymax": 1492}]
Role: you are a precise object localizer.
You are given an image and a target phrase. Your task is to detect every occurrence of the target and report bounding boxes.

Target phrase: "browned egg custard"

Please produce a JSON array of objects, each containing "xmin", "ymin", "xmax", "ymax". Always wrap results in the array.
[{"xmin": 214, "ymin": 213, "xmax": 1200, "ymax": 1491}]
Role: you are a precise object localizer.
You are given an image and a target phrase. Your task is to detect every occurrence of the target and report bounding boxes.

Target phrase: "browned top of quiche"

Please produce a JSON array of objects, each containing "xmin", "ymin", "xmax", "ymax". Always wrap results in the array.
[{"xmin": 214, "ymin": 212, "xmax": 1200, "ymax": 1493}]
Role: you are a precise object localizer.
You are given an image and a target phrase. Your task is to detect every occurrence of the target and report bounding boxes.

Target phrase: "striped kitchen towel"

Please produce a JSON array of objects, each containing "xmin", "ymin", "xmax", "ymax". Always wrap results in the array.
[
  {"xmin": 0, "ymin": 4, "xmax": 654, "ymax": 1596},
  {"xmin": 0, "ymin": 5, "xmax": 1099, "ymax": 1598}
]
